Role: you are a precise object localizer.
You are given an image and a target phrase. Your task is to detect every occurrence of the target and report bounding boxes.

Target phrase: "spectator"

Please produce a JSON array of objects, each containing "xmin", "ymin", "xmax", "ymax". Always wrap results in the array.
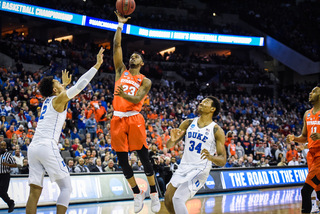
[
  {"xmin": 235, "ymin": 142, "xmax": 245, "ymax": 159},
  {"xmin": 228, "ymin": 139, "xmax": 236, "ymax": 157},
  {"xmin": 74, "ymin": 144, "xmax": 85, "ymax": 157},
  {"xmin": 0, "ymin": 104, "xmax": 8, "ymax": 116},
  {"xmin": 225, "ymin": 158, "xmax": 234, "ymax": 168},
  {"xmin": 15, "ymin": 125, "xmax": 25, "ymax": 138},
  {"xmin": 71, "ymin": 127, "xmax": 81, "ymax": 141},
  {"xmin": 87, "ymin": 157, "xmax": 99, "ymax": 172},
  {"xmin": 277, "ymin": 157, "xmax": 287, "ymax": 166},
  {"xmin": 74, "ymin": 157, "xmax": 90, "ymax": 173},
  {"xmin": 104, "ymin": 159, "xmax": 116, "ymax": 172},
  {"xmin": 288, "ymin": 156, "xmax": 299, "ymax": 166},
  {"xmin": 85, "ymin": 113, "xmax": 97, "ymax": 140},
  {"xmin": 21, "ymin": 138, "xmax": 31, "ymax": 151},
  {"xmin": 95, "ymin": 158, "xmax": 105, "ymax": 172},
  {"xmin": 286, "ymin": 144, "xmax": 298, "ymax": 163},
  {"xmin": 6, "ymin": 125, "xmax": 15, "ymax": 139},
  {"xmin": 275, "ymin": 145, "xmax": 286, "ymax": 161},
  {"xmin": 67, "ymin": 159, "xmax": 75, "ymax": 173},
  {"xmin": 19, "ymin": 158, "xmax": 29, "ymax": 174}
]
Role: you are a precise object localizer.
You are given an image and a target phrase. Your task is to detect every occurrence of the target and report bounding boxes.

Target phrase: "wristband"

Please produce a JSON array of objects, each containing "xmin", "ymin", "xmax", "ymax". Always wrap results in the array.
[{"xmin": 118, "ymin": 23, "xmax": 124, "ymax": 30}]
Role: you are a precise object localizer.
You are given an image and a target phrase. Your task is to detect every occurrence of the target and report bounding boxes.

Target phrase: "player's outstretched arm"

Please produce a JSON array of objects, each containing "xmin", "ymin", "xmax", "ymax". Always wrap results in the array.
[
  {"xmin": 201, "ymin": 125, "xmax": 226, "ymax": 166},
  {"xmin": 287, "ymin": 111, "xmax": 308, "ymax": 144},
  {"xmin": 113, "ymin": 11, "xmax": 131, "ymax": 80},
  {"xmin": 166, "ymin": 119, "xmax": 193, "ymax": 149},
  {"xmin": 53, "ymin": 48, "xmax": 104, "ymax": 112},
  {"xmin": 114, "ymin": 77, "xmax": 151, "ymax": 104}
]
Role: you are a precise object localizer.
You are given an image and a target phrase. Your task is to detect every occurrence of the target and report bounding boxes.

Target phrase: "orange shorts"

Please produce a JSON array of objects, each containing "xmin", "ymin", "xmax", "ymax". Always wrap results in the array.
[
  {"xmin": 305, "ymin": 149, "xmax": 320, "ymax": 191},
  {"xmin": 110, "ymin": 113, "xmax": 148, "ymax": 152}
]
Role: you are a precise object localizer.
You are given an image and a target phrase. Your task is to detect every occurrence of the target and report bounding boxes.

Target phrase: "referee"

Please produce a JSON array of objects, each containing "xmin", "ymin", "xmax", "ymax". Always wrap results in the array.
[{"xmin": 0, "ymin": 141, "xmax": 16, "ymax": 213}]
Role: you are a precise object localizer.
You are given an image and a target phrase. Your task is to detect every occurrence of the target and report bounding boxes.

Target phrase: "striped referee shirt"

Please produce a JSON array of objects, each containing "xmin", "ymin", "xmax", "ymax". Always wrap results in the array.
[{"xmin": 0, "ymin": 151, "xmax": 16, "ymax": 174}]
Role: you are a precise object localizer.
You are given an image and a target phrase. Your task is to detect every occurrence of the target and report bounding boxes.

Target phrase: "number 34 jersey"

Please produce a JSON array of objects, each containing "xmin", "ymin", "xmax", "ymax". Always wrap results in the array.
[
  {"xmin": 32, "ymin": 96, "xmax": 67, "ymax": 144},
  {"xmin": 113, "ymin": 70, "xmax": 146, "ymax": 112},
  {"xmin": 180, "ymin": 117, "xmax": 217, "ymax": 167},
  {"xmin": 306, "ymin": 108, "xmax": 320, "ymax": 149}
]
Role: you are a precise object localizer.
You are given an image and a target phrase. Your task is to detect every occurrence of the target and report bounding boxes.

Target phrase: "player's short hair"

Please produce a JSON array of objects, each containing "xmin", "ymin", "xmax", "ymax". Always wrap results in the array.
[
  {"xmin": 39, "ymin": 76, "xmax": 54, "ymax": 97},
  {"xmin": 206, "ymin": 96, "xmax": 221, "ymax": 117},
  {"xmin": 317, "ymin": 83, "xmax": 320, "ymax": 88},
  {"xmin": 133, "ymin": 51, "xmax": 144, "ymax": 62}
]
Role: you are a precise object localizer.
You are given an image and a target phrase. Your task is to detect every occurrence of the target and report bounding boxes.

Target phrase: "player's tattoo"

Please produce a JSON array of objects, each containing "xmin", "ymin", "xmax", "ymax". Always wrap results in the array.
[{"xmin": 214, "ymin": 126, "xmax": 218, "ymax": 134}]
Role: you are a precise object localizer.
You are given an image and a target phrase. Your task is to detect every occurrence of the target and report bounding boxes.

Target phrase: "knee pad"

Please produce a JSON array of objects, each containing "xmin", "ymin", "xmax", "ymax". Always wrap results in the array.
[
  {"xmin": 301, "ymin": 183, "xmax": 314, "ymax": 197},
  {"xmin": 56, "ymin": 176, "xmax": 72, "ymax": 208},
  {"xmin": 137, "ymin": 146, "xmax": 154, "ymax": 177},
  {"xmin": 117, "ymin": 152, "xmax": 134, "ymax": 179}
]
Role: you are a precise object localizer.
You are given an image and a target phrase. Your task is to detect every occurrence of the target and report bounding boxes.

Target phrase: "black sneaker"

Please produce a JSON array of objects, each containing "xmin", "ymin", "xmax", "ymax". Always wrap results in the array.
[{"xmin": 8, "ymin": 201, "xmax": 14, "ymax": 213}]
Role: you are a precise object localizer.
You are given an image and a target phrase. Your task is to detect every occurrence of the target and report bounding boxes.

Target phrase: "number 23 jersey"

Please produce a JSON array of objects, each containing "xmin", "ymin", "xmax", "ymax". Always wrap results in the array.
[
  {"xmin": 306, "ymin": 108, "xmax": 320, "ymax": 149},
  {"xmin": 180, "ymin": 117, "xmax": 217, "ymax": 167},
  {"xmin": 113, "ymin": 70, "xmax": 146, "ymax": 112}
]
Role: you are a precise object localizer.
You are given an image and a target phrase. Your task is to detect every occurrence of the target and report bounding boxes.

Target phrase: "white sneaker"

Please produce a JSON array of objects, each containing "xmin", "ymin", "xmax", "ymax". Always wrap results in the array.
[
  {"xmin": 134, "ymin": 190, "xmax": 145, "ymax": 213},
  {"xmin": 150, "ymin": 192, "xmax": 161, "ymax": 213},
  {"xmin": 311, "ymin": 201, "xmax": 319, "ymax": 213}
]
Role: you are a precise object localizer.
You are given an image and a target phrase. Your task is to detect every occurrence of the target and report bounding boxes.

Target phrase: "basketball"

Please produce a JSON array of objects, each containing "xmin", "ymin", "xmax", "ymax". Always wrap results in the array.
[{"xmin": 116, "ymin": 0, "xmax": 136, "ymax": 16}]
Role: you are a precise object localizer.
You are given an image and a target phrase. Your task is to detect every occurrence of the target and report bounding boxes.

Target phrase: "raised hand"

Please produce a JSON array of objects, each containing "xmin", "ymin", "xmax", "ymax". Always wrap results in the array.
[
  {"xmin": 286, "ymin": 134, "xmax": 294, "ymax": 143},
  {"xmin": 96, "ymin": 47, "xmax": 105, "ymax": 66},
  {"xmin": 61, "ymin": 69, "xmax": 72, "ymax": 87},
  {"xmin": 170, "ymin": 128, "xmax": 185, "ymax": 142},
  {"xmin": 115, "ymin": 10, "xmax": 131, "ymax": 23}
]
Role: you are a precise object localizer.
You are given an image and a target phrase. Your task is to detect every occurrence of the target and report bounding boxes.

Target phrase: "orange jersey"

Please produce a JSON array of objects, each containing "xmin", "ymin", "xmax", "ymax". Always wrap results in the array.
[
  {"xmin": 113, "ymin": 71, "xmax": 146, "ymax": 112},
  {"xmin": 306, "ymin": 108, "xmax": 320, "ymax": 148}
]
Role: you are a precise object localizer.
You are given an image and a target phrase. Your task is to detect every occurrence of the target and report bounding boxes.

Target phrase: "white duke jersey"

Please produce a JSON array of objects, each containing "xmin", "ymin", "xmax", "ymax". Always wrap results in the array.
[
  {"xmin": 180, "ymin": 117, "xmax": 216, "ymax": 167},
  {"xmin": 32, "ymin": 96, "xmax": 67, "ymax": 143}
]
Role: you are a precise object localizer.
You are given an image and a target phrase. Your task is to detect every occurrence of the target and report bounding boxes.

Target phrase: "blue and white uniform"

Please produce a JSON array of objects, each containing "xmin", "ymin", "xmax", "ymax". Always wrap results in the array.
[
  {"xmin": 169, "ymin": 117, "xmax": 216, "ymax": 198},
  {"xmin": 28, "ymin": 96, "xmax": 69, "ymax": 186}
]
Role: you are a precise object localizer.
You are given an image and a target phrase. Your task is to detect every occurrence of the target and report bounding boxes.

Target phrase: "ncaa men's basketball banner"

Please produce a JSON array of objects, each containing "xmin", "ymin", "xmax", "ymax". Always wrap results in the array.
[{"xmin": 220, "ymin": 167, "xmax": 308, "ymax": 189}]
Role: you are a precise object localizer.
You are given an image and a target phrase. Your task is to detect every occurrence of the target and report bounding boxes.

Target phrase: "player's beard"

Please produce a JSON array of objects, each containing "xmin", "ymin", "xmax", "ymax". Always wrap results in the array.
[{"xmin": 129, "ymin": 63, "xmax": 139, "ymax": 69}]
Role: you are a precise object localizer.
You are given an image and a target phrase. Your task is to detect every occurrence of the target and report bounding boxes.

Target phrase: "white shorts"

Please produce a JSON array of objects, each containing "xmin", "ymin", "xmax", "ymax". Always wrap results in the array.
[
  {"xmin": 168, "ymin": 164, "xmax": 210, "ymax": 199},
  {"xmin": 28, "ymin": 139, "xmax": 69, "ymax": 187}
]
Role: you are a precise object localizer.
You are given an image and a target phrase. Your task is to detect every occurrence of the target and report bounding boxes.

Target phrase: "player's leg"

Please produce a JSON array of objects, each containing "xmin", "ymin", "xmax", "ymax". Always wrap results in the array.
[
  {"xmin": 56, "ymin": 176, "xmax": 72, "ymax": 214},
  {"xmin": 117, "ymin": 151, "xmax": 145, "ymax": 213},
  {"xmin": 26, "ymin": 184, "xmax": 43, "ymax": 214},
  {"xmin": 302, "ymin": 183, "xmax": 315, "ymax": 214},
  {"xmin": 26, "ymin": 145, "xmax": 45, "ymax": 214},
  {"xmin": 164, "ymin": 183, "xmax": 177, "ymax": 214},
  {"xmin": 171, "ymin": 182, "xmax": 191, "ymax": 214},
  {"xmin": 136, "ymin": 145, "xmax": 161, "ymax": 212},
  {"xmin": 40, "ymin": 141, "xmax": 71, "ymax": 213}
]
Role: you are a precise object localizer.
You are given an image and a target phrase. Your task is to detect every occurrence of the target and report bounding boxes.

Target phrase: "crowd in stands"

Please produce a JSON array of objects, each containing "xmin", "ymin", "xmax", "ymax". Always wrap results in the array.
[
  {"xmin": 12, "ymin": 0, "xmax": 320, "ymax": 61},
  {"xmin": 203, "ymin": 0, "xmax": 320, "ymax": 61}
]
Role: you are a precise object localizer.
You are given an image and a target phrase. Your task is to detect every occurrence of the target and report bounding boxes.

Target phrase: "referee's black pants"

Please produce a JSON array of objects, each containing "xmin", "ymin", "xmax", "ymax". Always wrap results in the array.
[{"xmin": 0, "ymin": 173, "xmax": 13, "ymax": 205}]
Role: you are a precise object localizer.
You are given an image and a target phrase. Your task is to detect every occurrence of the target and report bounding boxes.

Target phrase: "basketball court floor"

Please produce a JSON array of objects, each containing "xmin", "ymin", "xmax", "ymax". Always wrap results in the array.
[{"xmin": 0, "ymin": 186, "xmax": 303, "ymax": 214}]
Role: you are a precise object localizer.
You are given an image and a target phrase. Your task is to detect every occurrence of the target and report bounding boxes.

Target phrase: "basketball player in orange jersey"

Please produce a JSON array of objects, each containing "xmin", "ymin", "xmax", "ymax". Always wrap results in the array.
[
  {"xmin": 287, "ymin": 84, "xmax": 320, "ymax": 214},
  {"xmin": 111, "ymin": 11, "xmax": 160, "ymax": 213}
]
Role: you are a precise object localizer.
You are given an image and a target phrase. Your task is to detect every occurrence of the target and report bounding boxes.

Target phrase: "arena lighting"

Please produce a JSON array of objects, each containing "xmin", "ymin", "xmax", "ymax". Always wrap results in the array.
[
  {"xmin": 0, "ymin": 0, "xmax": 265, "ymax": 46},
  {"xmin": 48, "ymin": 35, "xmax": 73, "ymax": 43},
  {"xmin": 159, "ymin": 47, "xmax": 176, "ymax": 56}
]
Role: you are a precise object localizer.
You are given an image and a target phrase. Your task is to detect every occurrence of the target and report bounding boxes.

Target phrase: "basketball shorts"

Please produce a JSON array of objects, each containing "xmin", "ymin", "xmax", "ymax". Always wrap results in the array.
[
  {"xmin": 168, "ymin": 164, "xmax": 211, "ymax": 199},
  {"xmin": 110, "ymin": 113, "xmax": 148, "ymax": 152},
  {"xmin": 305, "ymin": 149, "xmax": 320, "ymax": 192},
  {"xmin": 28, "ymin": 139, "xmax": 69, "ymax": 187}
]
